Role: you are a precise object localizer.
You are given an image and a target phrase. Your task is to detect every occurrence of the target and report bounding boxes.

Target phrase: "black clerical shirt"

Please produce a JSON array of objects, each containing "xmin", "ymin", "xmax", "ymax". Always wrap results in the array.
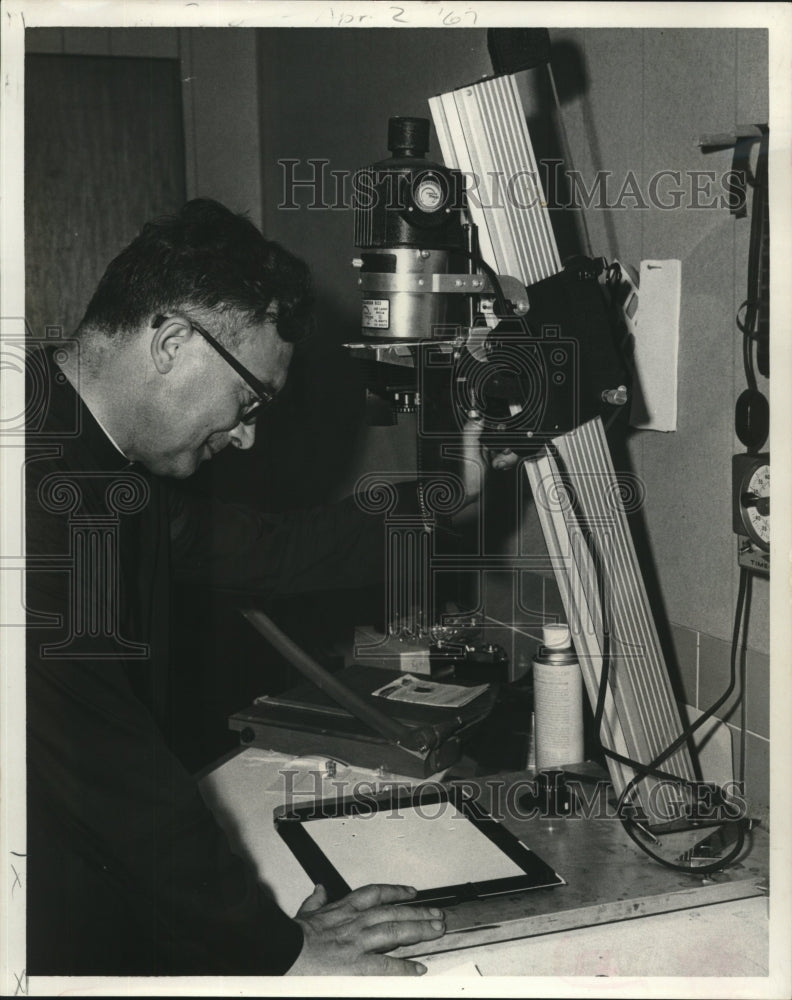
[{"xmin": 24, "ymin": 347, "xmax": 387, "ymax": 975}]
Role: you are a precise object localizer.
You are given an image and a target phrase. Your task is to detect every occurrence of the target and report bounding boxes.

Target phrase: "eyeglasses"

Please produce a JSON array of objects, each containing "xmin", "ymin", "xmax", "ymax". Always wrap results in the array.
[{"xmin": 152, "ymin": 314, "xmax": 276, "ymax": 425}]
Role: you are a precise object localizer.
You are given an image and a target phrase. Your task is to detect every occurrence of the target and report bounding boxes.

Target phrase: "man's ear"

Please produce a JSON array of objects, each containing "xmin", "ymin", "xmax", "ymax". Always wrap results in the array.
[{"xmin": 150, "ymin": 315, "xmax": 194, "ymax": 374}]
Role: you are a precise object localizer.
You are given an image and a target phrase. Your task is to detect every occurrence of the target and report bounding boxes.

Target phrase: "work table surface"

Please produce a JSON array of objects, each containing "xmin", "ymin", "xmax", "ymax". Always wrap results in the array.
[{"xmin": 199, "ymin": 747, "xmax": 770, "ymax": 978}]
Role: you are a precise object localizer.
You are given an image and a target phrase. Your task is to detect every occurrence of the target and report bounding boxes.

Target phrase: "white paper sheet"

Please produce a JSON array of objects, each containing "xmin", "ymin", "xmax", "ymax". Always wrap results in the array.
[
  {"xmin": 303, "ymin": 800, "xmax": 525, "ymax": 891},
  {"xmin": 371, "ymin": 673, "xmax": 489, "ymax": 708}
]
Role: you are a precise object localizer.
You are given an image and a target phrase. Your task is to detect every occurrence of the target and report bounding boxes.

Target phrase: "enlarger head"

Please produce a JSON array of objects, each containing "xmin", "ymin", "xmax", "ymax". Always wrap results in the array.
[
  {"xmin": 348, "ymin": 117, "xmax": 628, "ymax": 445},
  {"xmin": 352, "ymin": 116, "xmax": 468, "ymax": 341}
]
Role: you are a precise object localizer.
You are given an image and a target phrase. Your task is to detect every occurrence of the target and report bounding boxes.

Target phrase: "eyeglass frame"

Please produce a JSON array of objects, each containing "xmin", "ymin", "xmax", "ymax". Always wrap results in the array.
[{"xmin": 152, "ymin": 313, "xmax": 276, "ymax": 425}]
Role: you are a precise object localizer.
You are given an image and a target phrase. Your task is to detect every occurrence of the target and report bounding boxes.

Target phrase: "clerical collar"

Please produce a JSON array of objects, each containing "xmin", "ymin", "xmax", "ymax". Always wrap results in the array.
[
  {"xmin": 53, "ymin": 349, "xmax": 131, "ymax": 464},
  {"xmin": 85, "ymin": 400, "xmax": 128, "ymax": 462}
]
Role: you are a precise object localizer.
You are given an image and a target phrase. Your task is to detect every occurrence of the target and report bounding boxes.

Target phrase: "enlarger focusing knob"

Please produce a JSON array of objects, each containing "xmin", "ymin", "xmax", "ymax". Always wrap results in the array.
[{"xmin": 388, "ymin": 116, "xmax": 431, "ymax": 158}]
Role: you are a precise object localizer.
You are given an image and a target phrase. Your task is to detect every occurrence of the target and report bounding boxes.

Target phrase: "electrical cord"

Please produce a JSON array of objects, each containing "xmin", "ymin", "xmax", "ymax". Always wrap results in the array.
[
  {"xmin": 731, "ymin": 133, "xmax": 767, "ymax": 794},
  {"xmin": 735, "ymin": 133, "xmax": 768, "ymax": 391},
  {"xmin": 597, "ymin": 568, "xmax": 752, "ymax": 873},
  {"xmin": 739, "ymin": 573, "xmax": 752, "ymax": 791}
]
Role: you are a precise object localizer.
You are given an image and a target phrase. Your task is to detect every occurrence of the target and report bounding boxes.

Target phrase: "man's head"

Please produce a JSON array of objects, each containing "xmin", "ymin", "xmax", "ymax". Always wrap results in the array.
[{"xmin": 73, "ymin": 200, "xmax": 312, "ymax": 478}]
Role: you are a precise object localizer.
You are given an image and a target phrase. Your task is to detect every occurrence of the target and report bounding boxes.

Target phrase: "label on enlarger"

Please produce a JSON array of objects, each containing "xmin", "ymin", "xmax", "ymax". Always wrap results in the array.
[{"xmin": 362, "ymin": 298, "xmax": 389, "ymax": 329}]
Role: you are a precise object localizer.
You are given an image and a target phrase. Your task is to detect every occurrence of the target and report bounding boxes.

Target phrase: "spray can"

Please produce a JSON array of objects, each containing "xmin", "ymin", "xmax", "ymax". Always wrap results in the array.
[{"xmin": 532, "ymin": 623, "xmax": 584, "ymax": 770}]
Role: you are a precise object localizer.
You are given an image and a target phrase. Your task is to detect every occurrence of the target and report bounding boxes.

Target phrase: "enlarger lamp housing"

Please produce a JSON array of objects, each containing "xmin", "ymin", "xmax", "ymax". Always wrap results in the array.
[{"xmin": 353, "ymin": 116, "xmax": 468, "ymax": 340}]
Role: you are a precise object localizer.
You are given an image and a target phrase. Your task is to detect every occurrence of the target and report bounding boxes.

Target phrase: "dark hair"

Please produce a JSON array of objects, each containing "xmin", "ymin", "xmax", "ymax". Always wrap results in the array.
[{"xmin": 79, "ymin": 199, "xmax": 313, "ymax": 343}]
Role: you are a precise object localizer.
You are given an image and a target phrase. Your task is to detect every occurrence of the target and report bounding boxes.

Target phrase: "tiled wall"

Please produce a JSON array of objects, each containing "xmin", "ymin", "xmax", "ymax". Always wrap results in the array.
[{"xmin": 667, "ymin": 621, "xmax": 770, "ymax": 817}]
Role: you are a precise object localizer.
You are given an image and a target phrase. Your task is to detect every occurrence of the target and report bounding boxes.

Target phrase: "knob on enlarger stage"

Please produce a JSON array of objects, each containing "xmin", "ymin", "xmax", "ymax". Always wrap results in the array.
[{"xmin": 388, "ymin": 116, "xmax": 430, "ymax": 158}]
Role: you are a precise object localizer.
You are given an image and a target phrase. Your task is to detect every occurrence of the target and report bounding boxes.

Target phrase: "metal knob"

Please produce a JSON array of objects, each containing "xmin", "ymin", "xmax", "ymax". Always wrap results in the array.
[{"xmin": 601, "ymin": 385, "xmax": 628, "ymax": 406}]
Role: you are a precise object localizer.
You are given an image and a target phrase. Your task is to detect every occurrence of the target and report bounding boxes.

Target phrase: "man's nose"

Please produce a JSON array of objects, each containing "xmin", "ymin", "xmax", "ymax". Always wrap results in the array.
[{"xmin": 228, "ymin": 421, "xmax": 256, "ymax": 450}]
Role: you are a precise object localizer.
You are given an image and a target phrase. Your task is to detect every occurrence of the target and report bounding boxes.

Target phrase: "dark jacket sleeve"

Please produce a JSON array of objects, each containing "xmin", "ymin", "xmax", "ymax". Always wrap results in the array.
[
  {"xmin": 26, "ymin": 649, "xmax": 305, "ymax": 975},
  {"xmin": 25, "ymin": 447, "xmax": 305, "ymax": 975}
]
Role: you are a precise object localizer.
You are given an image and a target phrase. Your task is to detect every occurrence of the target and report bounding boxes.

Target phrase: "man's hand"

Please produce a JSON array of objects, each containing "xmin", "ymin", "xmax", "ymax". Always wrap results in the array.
[
  {"xmin": 286, "ymin": 883, "xmax": 445, "ymax": 976},
  {"xmin": 461, "ymin": 413, "xmax": 521, "ymax": 506}
]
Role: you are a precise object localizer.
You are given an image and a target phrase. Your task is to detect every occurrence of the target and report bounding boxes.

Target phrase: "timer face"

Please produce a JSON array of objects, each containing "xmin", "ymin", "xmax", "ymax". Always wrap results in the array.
[
  {"xmin": 742, "ymin": 463, "xmax": 770, "ymax": 549},
  {"xmin": 733, "ymin": 455, "xmax": 770, "ymax": 552}
]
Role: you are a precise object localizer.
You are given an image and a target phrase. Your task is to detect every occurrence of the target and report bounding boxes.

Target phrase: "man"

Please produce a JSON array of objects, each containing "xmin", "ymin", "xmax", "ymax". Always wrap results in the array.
[{"xmin": 25, "ymin": 199, "xmax": 446, "ymax": 976}]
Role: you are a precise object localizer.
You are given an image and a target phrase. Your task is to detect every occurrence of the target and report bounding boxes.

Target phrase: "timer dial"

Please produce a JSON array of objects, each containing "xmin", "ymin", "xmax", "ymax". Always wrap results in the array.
[{"xmin": 734, "ymin": 455, "xmax": 770, "ymax": 551}]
